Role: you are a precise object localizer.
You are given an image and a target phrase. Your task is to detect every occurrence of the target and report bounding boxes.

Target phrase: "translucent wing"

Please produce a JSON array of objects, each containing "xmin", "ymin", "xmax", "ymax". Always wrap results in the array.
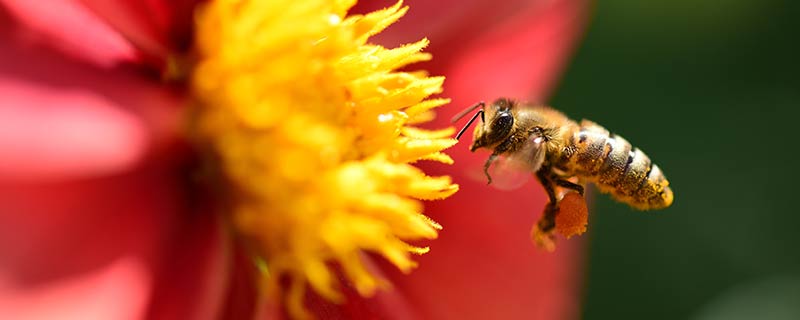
[
  {"xmin": 506, "ymin": 134, "xmax": 547, "ymax": 173},
  {"xmin": 485, "ymin": 154, "xmax": 533, "ymax": 190},
  {"xmin": 474, "ymin": 133, "xmax": 548, "ymax": 190}
]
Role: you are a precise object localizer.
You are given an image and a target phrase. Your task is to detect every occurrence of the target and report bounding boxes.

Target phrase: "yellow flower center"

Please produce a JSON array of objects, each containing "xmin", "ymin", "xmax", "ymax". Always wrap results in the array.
[{"xmin": 190, "ymin": 0, "xmax": 458, "ymax": 317}]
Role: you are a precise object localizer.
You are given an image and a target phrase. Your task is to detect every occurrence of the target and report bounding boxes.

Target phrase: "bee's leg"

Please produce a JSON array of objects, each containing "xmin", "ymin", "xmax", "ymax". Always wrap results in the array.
[
  {"xmin": 483, "ymin": 139, "xmax": 517, "ymax": 185},
  {"xmin": 537, "ymin": 202, "xmax": 558, "ymax": 233},
  {"xmin": 536, "ymin": 167, "xmax": 558, "ymax": 203},
  {"xmin": 483, "ymin": 153, "xmax": 498, "ymax": 184},
  {"xmin": 554, "ymin": 179, "xmax": 584, "ymax": 196},
  {"xmin": 535, "ymin": 167, "xmax": 558, "ymax": 233}
]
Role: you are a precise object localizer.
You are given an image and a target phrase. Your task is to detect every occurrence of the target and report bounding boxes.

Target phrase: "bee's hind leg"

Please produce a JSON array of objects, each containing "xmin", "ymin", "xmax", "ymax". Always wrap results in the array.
[
  {"xmin": 554, "ymin": 179, "xmax": 584, "ymax": 196},
  {"xmin": 535, "ymin": 167, "xmax": 559, "ymax": 233}
]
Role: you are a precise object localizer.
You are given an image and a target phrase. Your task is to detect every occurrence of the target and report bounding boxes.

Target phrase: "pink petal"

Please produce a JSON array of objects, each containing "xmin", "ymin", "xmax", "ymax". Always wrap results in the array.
[
  {"xmin": 78, "ymin": 0, "xmax": 202, "ymax": 66},
  {"xmin": 356, "ymin": 0, "xmax": 589, "ymax": 105},
  {"xmin": 0, "ymin": 165, "xmax": 236, "ymax": 320},
  {"xmin": 0, "ymin": 258, "xmax": 151, "ymax": 320},
  {"xmin": 356, "ymin": 0, "xmax": 550, "ymax": 49},
  {"xmin": 218, "ymin": 240, "xmax": 259, "ymax": 320},
  {"xmin": 0, "ymin": 0, "xmax": 140, "ymax": 68},
  {"xmin": 266, "ymin": 259, "xmax": 421, "ymax": 320},
  {"xmin": 145, "ymin": 206, "xmax": 238, "ymax": 320},
  {"xmin": 388, "ymin": 184, "xmax": 585, "ymax": 319},
  {"xmin": 0, "ymin": 35, "xmax": 184, "ymax": 183},
  {"xmin": 302, "ymin": 285, "xmax": 420, "ymax": 320},
  {"xmin": 440, "ymin": 0, "xmax": 591, "ymax": 105},
  {"xmin": 0, "ymin": 166, "xmax": 178, "ymax": 319}
]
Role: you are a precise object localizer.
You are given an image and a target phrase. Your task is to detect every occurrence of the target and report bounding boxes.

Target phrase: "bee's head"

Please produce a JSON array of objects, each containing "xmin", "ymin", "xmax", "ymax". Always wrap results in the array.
[{"xmin": 452, "ymin": 98, "xmax": 516, "ymax": 152}]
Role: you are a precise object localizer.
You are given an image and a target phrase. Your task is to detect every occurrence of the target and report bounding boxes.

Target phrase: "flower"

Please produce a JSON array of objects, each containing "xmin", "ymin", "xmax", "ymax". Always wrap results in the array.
[
  {"xmin": 190, "ymin": 0, "xmax": 458, "ymax": 317},
  {"xmin": 0, "ymin": 0, "xmax": 588, "ymax": 319}
]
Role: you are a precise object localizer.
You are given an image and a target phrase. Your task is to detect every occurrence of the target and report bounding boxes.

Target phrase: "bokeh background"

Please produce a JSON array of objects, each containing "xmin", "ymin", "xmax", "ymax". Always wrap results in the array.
[
  {"xmin": 2, "ymin": 0, "xmax": 798, "ymax": 319},
  {"xmin": 549, "ymin": 1, "xmax": 800, "ymax": 319}
]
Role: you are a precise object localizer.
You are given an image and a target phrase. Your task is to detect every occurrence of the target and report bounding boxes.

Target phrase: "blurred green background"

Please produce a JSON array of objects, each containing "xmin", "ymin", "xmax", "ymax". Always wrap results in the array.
[{"xmin": 549, "ymin": 1, "xmax": 800, "ymax": 319}]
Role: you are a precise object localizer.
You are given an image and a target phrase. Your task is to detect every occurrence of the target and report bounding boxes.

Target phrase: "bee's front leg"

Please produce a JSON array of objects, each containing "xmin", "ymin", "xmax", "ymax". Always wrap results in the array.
[
  {"xmin": 483, "ymin": 154, "xmax": 498, "ymax": 185},
  {"xmin": 483, "ymin": 139, "xmax": 515, "ymax": 185}
]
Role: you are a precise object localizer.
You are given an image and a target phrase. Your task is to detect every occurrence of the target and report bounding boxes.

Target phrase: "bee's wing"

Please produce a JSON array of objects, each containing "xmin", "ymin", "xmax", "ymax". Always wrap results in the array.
[
  {"xmin": 484, "ymin": 134, "xmax": 548, "ymax": 190},
  {"xmin": 507, "ymin": 134, "xmax": 547, "ymax": 173}
]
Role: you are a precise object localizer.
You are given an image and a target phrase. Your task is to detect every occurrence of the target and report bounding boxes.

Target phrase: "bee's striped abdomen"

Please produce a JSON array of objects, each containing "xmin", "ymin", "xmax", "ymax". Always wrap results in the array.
[{"xmin": 559, "ymin": 120, "xmax": 673, "ymax": 210}]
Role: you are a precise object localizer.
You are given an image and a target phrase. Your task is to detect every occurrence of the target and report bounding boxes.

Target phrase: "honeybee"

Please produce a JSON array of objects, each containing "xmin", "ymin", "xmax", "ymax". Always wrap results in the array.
[{"xmin": 453, "ymin": 98, "xmax": 674, "ymax": 242}]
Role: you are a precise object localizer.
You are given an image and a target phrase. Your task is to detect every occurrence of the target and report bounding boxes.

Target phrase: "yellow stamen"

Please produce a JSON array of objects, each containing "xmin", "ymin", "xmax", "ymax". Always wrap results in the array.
[{"xmin": 190, "ymin": 0, "xmax": 458, "ymax": 318}]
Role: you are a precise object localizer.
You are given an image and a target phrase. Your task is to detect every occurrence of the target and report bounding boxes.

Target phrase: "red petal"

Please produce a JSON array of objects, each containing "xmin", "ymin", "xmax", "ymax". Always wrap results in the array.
[
  {"xmin": 0, "ymin": 36, "xmax": 184, "ymax": 182},
  {"xmin": 303, "ymin": 288, "xmax": 420, "ymax": 320},
  {"xmin": 146, "ymin": 206, "xmax": 242, "ymax": 320},
  {"xmin": 218, "ymin": 239, "xmax": 259, "ymax": 320},
  {"xmin": 440, "ymin": 0, "xmax": 591, "ymax": 105},
  {"xmin": 356, "ymin": 0, "xmax": 589, "ymax": 106},
  {"xmin": 0, "ymin": 0, "xmax": 140, "ymax": 68},
  {"xmin": 387, "ymin": 182, "xmax": 585, "ymax": 319},
  {"xmin": 265, "ymin": 258, "xmax": 421, "ymax": 320},
  {"xmin": 78, "ymin": 0, "xmax": 202, "ymax": 66},
  {"xmin": 0, "ymin": 258, "xmax": 151, "ymax": 319},
  {"xmin": 0, "ymin": 166, "xmax": 180, "ymax": 319},
  {"xmin": 0, "ymin": 167, "xmax": 240, "ymax": 319},
  {"xmin": 356, "ymin": 0, "xmax": 551, "ymax": 49}
]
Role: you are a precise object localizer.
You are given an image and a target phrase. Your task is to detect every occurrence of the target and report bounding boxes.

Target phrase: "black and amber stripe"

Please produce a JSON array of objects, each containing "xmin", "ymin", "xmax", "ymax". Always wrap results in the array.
[{"xmin": 556, "ymin": 120, "xmax": 673, "ymax": 210}]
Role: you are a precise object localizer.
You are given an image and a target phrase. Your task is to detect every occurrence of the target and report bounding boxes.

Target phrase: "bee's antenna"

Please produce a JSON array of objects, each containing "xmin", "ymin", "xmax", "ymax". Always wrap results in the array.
[
  {"xmin": 452, "ymin": 101, "xmax": 486, "ymax": 140},
  {"xmin": 450, "ymin": 101, "xmax": 485, "ymax": 123},
  {"xmin": 455, "ymin": 110, "xmax": 484, "ymax": 140}
]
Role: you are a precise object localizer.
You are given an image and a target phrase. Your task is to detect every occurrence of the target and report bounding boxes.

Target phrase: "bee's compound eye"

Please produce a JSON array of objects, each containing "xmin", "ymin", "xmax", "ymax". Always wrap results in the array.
[
  {"xmin": 493, "ymin": 113, "xmax": 513, "ymax": 131},
  {"xmin": 488, "ymin": 112, "xmax": 514, "ymax": 141}
]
